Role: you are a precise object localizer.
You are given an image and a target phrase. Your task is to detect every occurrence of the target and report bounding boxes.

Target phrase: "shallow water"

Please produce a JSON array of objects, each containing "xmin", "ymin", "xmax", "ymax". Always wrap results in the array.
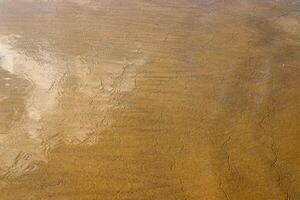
[{"xmin": 0, "ymin": 0, "xmax": 299, "ymax": 199}]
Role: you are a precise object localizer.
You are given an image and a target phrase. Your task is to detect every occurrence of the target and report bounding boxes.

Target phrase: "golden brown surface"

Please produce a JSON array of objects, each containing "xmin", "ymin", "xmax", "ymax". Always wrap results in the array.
[{"xmin": 0, "ymin": 0, "xmax": 299, "ymax": 199}]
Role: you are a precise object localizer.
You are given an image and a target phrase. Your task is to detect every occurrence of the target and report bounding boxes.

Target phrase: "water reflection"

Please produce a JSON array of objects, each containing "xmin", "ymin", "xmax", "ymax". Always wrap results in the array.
[
  {"xmin": 0, "ymin": 0, "xmax": 299, "ymax": 199},
  {"xmin": 0, "ymin": 5, "xmax": 146, "ymax": 182}
]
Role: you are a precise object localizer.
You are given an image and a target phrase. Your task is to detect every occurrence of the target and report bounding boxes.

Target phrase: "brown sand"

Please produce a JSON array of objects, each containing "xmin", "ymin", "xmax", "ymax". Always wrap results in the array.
[{"xmin": 0, "ymin": 0, "xmax": 299, "ymax": 199}]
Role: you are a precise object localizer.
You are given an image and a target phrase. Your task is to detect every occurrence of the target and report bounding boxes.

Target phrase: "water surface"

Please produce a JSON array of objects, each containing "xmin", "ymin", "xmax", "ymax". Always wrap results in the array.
[{"xmin": 0, "ymin": 0, "xmax": 299, "ymax": 199}]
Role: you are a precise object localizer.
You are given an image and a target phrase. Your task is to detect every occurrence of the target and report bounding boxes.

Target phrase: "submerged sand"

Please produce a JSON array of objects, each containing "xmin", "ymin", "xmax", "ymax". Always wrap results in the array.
[{"xmin": 0, "ymin": 0, "xmax": 299, "ymax": 199}]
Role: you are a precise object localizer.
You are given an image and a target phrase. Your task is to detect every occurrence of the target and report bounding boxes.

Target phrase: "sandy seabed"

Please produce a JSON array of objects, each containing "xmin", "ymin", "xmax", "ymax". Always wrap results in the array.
[{"xmin": 0, "ymin": 0, "xmax": 299, "ymax": 199}]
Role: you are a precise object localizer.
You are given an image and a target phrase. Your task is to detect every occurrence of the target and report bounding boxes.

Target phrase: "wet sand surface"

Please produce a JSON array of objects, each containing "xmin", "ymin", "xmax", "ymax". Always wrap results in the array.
[{"xmin": 0, "ymin": 0, "xmax": 300, "ymax": 199}]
